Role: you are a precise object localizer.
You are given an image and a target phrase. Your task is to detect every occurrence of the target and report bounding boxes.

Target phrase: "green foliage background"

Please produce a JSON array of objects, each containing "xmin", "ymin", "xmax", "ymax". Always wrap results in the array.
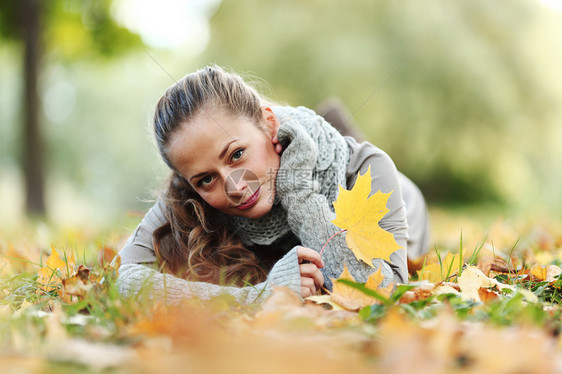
[
  {"xmin": 203, "ymin": 0, "xmax": 562, "ymax": 208},
  {"xmin": 0, "ymin": 0, "xmax": 561, "ymax": 227}
]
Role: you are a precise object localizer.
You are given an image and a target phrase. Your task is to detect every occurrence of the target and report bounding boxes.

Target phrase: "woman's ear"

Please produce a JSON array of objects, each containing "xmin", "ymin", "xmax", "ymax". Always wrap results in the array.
[
  {"xmin": 261, "ymin": 106, "xmax": 280, "ymax": 137},
  {"xmin": 261, "ymin": 106, "xmax": 283, "ymax": 154}
]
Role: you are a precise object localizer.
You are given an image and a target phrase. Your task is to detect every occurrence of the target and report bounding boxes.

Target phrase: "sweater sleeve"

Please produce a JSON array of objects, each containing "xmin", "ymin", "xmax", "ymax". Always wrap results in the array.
[
  {"xmin": 117, "ymin": 198, "xmax": 166, "ymax": 265},
  {"xmin": 116, "ymin": 246, "xmax": 302, "ymax": 305},
  {"xmin": 115, "ymin": 199, "xmax": 302, "ymax": 304}
]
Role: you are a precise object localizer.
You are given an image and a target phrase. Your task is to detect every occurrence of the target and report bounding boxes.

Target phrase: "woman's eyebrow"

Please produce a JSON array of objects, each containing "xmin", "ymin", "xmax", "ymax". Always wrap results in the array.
[
  {"xmin": 218, "ymin": 139, "xmax": 238, "ymax": 160},
  {"xmin": 189, "ymin": 139, "xmax": 240, "ymax": 183},
  {"xmin": 189, "ymin": 171, "xmax": 207, "ymax": 183}
]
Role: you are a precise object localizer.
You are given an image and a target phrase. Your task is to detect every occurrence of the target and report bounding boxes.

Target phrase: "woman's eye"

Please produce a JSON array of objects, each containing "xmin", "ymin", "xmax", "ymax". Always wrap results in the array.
[
  {"xmin": 199, "ymin": 175, "xmax": 213, "ymax": 187},
  {"xmin": 232, "ymin": 148, "xmax": 244, "ymax": 161}
]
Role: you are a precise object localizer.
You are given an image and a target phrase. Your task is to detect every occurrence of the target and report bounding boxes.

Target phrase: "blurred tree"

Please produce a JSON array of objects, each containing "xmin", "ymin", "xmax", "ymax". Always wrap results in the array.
[{"xmin": 0, "ymin": 0, "xmax": 141, "ymax": 217}]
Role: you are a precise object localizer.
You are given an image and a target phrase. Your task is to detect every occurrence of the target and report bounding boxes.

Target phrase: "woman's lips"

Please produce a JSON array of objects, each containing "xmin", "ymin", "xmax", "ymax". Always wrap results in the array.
[{"xmin": 237, "ymin": 187, "xmax": 260, "ymax": 210}]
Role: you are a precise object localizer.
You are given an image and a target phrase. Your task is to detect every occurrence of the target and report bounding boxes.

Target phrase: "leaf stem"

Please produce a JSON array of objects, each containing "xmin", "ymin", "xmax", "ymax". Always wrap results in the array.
[{"xmin": 320, "ymin": 229, "xmax": 347, "ymax": 256}]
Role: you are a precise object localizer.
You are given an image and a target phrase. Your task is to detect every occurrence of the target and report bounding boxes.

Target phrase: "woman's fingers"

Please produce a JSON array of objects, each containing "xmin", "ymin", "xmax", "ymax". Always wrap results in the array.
[
  {"xmin": 299, "ymin": 263, "xmax": 325, "ymax": 288},
  {"xmin": 300, "ymin": 286, "xmax": 312, "ymax": 298},
  {"xmin": 296, "ymin": 246, "xmax": 324, "ymax": 268},
  {"xmin": 300, "ymin": 276, "xmax": 316, "ymax": 298},
  {"xmin": 296, "ymin": 246, "xmax": 325, "ymax": 297}
]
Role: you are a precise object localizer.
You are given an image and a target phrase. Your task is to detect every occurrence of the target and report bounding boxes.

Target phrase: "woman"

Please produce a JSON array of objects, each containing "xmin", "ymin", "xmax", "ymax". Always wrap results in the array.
[{"xmin": 116, "ymin": 65, "xmax": 429, "ymax": 304}]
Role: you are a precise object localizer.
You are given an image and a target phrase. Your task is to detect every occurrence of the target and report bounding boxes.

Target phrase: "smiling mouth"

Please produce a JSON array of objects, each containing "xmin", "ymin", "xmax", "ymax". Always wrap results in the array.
[{"xmin": 237, "ymin": 187, "xmax": 260, "ymax": 210}]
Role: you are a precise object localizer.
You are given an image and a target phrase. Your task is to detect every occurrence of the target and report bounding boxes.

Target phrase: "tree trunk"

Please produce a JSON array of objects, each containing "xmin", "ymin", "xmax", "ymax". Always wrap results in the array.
[{"xmin": 21, "ymin": 0, "xmax": 45, "ymax": 216}]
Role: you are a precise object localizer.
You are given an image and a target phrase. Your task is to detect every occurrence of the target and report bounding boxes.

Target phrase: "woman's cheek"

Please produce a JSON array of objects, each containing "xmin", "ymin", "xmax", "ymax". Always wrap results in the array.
[{"xmin": 199, "ymin": 191, "xmax": 220, "ymax": 209}]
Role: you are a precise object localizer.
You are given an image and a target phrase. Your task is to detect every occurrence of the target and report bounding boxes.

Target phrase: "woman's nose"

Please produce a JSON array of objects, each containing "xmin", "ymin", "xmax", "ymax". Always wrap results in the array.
[{"xmin": 225, "ymin": 170, "xmax": 249, "ymax": 198}]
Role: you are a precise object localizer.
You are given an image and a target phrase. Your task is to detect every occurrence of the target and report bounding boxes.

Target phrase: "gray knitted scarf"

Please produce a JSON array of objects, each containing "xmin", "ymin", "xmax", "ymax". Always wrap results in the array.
[{"xmin": 228, "ymin": 105, "xmax": 350, "ymax": 246}]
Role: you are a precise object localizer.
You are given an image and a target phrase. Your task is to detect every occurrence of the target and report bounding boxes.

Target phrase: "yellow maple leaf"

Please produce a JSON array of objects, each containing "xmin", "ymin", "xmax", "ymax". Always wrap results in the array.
[
  {"xmin": 330, "ymin": 264, "xmax": 395, "ymax": 311},
  {"xmin": 417, "ymin": 252, "xmax": 461, "ymax": 283},
  {"xmin": 331, "ymin": 165, "xmax": 402, "ymax": 265},
  {"xmin": 37, "ymin": 245, "xmax": 75, "ymax": 293}
]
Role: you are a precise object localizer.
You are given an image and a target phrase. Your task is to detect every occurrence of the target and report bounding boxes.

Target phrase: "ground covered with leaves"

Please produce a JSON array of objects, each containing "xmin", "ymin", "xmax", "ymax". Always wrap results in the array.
[{"xmin": 1, "ymin": 208, "xmax": 562, "ymax": 373}]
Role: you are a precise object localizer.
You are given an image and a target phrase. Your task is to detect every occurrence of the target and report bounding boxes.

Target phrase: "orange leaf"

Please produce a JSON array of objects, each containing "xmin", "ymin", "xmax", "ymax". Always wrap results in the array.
[{"xmin": 478, "ymin": 287, "xmax": 500, "ymax": 303}]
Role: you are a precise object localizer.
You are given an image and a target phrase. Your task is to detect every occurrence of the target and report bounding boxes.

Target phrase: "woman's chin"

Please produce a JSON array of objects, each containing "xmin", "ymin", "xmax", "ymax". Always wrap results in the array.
[
  {"xmin": 244, "ymin": 205, "xmax": 271, "ymax": 219},
  {"xmin": 240, "ymin": 198, "xmax": 274, "ymax": 219}
]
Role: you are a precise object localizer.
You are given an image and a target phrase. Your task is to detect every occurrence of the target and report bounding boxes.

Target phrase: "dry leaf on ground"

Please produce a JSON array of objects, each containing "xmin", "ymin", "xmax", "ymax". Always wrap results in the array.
[
  {"xmin": 37, "ymin": 245, "xmax": 75, "ymax": 295},
  {"xmin": 329, "ymin": 265, "xmax": 394, "ymax": 311},
  {"xmin": 530, "ymin": 263, "xmax": 562, "ymax": 282},
  {"xmin": 457, "ymin": 266, "xmax": 514, "ymax": 302},
  {"xmin": 417, "ymin": 252, "xmax": 461, "ymax": 283}
]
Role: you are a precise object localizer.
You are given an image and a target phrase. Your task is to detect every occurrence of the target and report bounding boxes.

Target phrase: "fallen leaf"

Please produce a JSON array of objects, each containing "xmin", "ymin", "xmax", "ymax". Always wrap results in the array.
[
  {"xmin": 457, "ymin": 266, "xmax": 514, "ymax": 302},
  {"xmin": 62, "ymin": 265, "xmax": 94, "ymax": 299},
  {"xmin": 417, "ymin": 252, "xmax": 461, "ymax": 283},
  {"xmin": 305, "ymin": 295, "xmax": 345, "ymax": 311},
  {"xmin": 457, "ymin": 266, "xmax": 493, "ymax": 302},
  {"xmin": 330, "ymin": 265, "xmax": 394, "ymax": 311},
  {"xmin": 435, "ymin": 281, "xmax": 461, "ymax": 292},
  {"xmin": 530, "ymin": 263, "xmax": 562, "ymax": 282},
  {"xmin": 5, "ymin": 244, "xmax": 34, "ymax": 273},
  {"xmin": 433, "ymin": 284, "xmax": 461, "ymax": 297},
  {"xmin": 398, "ymin": 283, "xmax": 434, "ymax": 303},
  {"xmin": 530, "ymin": 263, "xmax": 547, "ymax": 281},
  {"xmin": 364, "ymin": 265, "xmax": 395, "ymax": 299},
  {"xmin": 37, "ymin": 245, "xmax": 75, "ymax": 293},
  {"xmin": 331, "ymin": 165, "xmax": 402, "ymax": 265},
  {"xmin": 478, "ymin": 287, "xmax": 500, "ymax": 303},
  {"xmin": 97, "ymin": 245, "xmax": 117, "ymax": 267},
  {"xmin": 433, "ymin": 282, "xmax": 461, "ymax": 296}
]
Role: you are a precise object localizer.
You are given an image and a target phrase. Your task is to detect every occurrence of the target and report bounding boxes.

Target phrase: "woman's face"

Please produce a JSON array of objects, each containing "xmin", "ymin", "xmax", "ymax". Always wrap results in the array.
[{"xmin": 167, "ymin": 106, "xmax": 281, "ymax": 219}]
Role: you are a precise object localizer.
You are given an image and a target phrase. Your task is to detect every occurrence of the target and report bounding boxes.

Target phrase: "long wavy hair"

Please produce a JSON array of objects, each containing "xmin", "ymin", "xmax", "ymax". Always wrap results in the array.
[{"xmin": 152, "ymin": 65, "xmax": 269, "ymax": 286}]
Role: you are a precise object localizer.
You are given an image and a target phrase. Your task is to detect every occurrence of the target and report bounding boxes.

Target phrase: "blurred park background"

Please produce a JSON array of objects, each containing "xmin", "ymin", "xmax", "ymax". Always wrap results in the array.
[{"xmin": 1, "ymin": 0, "xmax": 561, "ymax": 233}]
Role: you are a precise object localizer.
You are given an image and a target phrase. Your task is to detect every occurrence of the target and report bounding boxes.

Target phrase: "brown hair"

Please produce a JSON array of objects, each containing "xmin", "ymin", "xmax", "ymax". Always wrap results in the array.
[{"xmin": 152, "ymin": 65, "xmax": 268, "ymax": 285}]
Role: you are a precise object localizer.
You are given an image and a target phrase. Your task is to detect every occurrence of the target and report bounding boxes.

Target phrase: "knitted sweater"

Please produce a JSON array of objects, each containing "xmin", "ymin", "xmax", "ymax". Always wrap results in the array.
[{"xmin": 116, "ymin": 108, "xmax": 429, "ymax": 304}]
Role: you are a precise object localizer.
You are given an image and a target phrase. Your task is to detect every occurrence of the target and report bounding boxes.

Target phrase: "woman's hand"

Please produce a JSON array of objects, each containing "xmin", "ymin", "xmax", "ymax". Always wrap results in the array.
[{"xmin": 296, "ymin": 246, "xmax": 325, "ymax": 298}]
